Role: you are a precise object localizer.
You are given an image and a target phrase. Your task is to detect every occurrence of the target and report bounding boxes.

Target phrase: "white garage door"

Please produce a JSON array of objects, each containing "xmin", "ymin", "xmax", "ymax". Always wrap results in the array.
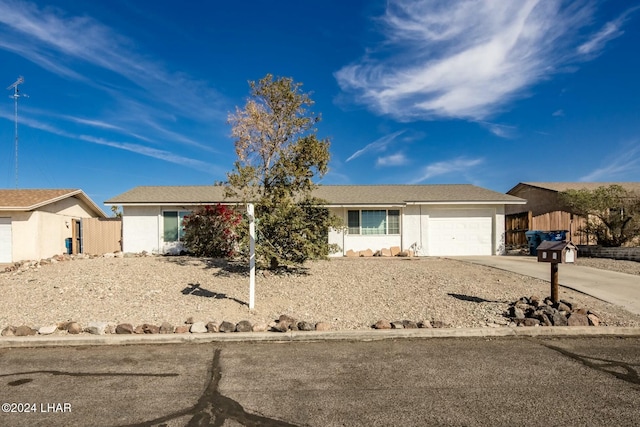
[
  {"xmin": 0, "ymin": 218, "xmax": 12, "ymax": 263},
  {"xmin": 428, "ymin": 210, "xmax": 492, "ymax": 256}
]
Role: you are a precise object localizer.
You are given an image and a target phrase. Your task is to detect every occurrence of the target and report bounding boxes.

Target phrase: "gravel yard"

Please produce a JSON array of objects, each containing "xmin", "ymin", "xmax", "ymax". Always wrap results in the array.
[{"xmin": 2, "ymin": 254, "xmax": 640, "ymax": 333}]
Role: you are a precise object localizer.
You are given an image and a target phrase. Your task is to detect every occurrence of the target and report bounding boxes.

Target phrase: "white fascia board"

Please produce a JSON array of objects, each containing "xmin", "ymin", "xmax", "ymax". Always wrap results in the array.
[
  {"xmin": 322, "ymin": 204, "xmax": 406, "ymax": 208},
  {"xmin": 112, "ymin": 202, "xmax": 238, "ymax": 207},
  {"xmin": 405, "ymin": 200, "xmax": 526, "ymax": 205}
]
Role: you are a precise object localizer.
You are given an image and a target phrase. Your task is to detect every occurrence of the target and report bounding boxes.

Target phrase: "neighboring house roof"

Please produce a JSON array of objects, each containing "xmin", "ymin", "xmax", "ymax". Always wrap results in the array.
[
  {"xmin": 508, "ymin": 182, "xmax": 640, "ymax": 194},
  {"xmin": 0, "ymin": 189, "xmax": 107, "ymax": 217},
  {"xmin": 105, "ymin": 184, "xmax": 525, "ymax": 206}
]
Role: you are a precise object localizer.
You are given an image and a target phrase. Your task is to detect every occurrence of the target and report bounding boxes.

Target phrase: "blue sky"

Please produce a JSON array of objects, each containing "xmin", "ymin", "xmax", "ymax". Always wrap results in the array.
[{"xmin": 1, "ymin": 0, "xmax": 639, "ymax": 210}]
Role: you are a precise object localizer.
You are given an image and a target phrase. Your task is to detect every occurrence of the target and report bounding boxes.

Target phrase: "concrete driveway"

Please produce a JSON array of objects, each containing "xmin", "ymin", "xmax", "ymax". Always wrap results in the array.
[{"xmin": 448, "ymin": 256, "xmax": 640, "ymax": 315}]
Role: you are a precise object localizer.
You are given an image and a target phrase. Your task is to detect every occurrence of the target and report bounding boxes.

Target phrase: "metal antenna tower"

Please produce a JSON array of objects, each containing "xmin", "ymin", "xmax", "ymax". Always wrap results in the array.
[{"xmin": 7, "ymin": 76, "xmax": 26, "ymax": 188}]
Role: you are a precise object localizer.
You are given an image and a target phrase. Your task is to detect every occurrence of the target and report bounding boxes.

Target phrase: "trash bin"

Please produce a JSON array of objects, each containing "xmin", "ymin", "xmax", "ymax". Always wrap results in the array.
[
  {"xmin": 65, "ymin": 238, "xmax": 72, "ymax": 254},
  {"xmin": 546, "ymin": 230, "xmax": 568, "ymax": 242},
  {"xmin": 525, "ymin": 230, "xmax": 546, "ymax": 256}
]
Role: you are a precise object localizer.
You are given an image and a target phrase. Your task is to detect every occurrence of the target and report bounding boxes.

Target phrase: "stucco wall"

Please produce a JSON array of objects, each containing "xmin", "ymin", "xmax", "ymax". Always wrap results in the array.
[
  {"xmin": 328, "ymin": 204, "xmax": 505, "ymax": 256},
  {"xmin": 494, "ymin": 205, "xmax": 506, "ymax": 255},
  {"xmin": 402, "ymin": 205, "xmax": 424, "ymax": 255},
  {"xmin": 9, "ymin": 210, "xmax": 75, "ymax": 261},
  {"xmin": 122, "ymin": 206, "xmax": 162, "ymax": 254},
  {"xmin": 123, "ymin": 203, "xmax": 509, "ymax": 257},
  {"xmin": 39, "ymin": 196, "xmax": 99, "ymax": 217},
  {"xmin": 328, "ymin": 207, "xmax": 403, "ymax": 257}
]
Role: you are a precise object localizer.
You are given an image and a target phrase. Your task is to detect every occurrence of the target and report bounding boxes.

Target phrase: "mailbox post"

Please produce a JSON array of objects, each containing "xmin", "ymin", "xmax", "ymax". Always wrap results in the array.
[{"xmin": 536, "ymin": 241, "xmax": 578, "ymax": 303}]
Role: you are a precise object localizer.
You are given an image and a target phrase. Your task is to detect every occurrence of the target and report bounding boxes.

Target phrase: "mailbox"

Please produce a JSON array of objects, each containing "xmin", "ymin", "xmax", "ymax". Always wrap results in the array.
[{"xmin": 537, "ymin": 241, "xmax": 578, "ymax": 264}]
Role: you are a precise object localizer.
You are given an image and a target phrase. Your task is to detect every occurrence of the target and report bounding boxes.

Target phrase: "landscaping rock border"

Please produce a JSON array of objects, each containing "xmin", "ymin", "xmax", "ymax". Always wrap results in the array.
[{"xmin": 0, "ymin": 314, "xmax": 332, "ymax": 337}]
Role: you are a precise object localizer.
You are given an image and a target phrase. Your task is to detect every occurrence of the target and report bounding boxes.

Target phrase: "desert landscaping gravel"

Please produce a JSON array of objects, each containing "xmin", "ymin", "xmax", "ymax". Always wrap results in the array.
[{"xmin": 2, "ymin": 254, "xmax": 640, "ymax": 333}]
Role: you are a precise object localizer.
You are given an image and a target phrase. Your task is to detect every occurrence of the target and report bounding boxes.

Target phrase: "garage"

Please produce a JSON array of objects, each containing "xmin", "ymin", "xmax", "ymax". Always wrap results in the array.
[
  {"xmin": 0, "ymin": 218, "xmax": 11, "ymax": 263},
  {"xmin": 428, "ymin": 210, "xmax": 493, "ymax": 256}
]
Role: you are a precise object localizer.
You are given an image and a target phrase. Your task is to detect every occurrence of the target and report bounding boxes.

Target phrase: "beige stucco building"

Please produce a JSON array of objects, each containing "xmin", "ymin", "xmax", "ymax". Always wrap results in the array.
[{"xmin": 0, "ymin": 189, "xmax": 107, "ymax": 263}]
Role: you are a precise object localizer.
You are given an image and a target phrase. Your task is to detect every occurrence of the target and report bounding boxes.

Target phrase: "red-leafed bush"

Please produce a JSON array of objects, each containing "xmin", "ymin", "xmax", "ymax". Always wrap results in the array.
[{"xmin": 182, "ymin": 204, "xmax": 243, "ymax": 258}]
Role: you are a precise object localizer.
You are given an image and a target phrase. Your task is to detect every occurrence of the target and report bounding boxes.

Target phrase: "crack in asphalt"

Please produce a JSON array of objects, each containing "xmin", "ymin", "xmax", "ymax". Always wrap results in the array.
[
  {"xmin": 116, "ymin": 348, "xmax": 300, "ymax": 427},
  {"xmin": 3, "ymin": 350, "xmax": 300, "ymax": 426},
  {"xmin": 1, "ymin": 370, "xmax": 179, "ymax": 379}
]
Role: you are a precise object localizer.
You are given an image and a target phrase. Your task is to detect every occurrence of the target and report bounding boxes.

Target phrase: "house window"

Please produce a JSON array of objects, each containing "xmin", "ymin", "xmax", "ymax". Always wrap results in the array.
[
  {"xmin": 388, "ymin": 210, "xmax": 400, "ymax": 234},
  {"xmin": 347, "ymin": 209, "xmax": 400, "ymax": 235},
  {"xmin": 163, "ymin": 211, "xmax": 190, "ymax": 242},
  {"xmin": 362, "ymin": 210, "xmax": 386, "ymax": 235},
  {"xmin": 348, "ymin": 210, "xmax": 360, "ymax": 234}
]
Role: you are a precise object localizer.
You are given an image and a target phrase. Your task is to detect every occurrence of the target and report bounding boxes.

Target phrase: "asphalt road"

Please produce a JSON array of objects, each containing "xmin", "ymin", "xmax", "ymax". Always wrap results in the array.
[
  {"xmin": 449, "ymin": 256, "xmax": 640, "ymax": 315},
  {"xmin": 1, "ymin": 337, "xmax": 639, "ymax": 426}
]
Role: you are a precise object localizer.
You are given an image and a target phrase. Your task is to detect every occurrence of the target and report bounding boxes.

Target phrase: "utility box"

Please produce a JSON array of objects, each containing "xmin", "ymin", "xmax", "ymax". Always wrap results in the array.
[{"xmin": 537, "ymin": 241, "xmax": 578, "ymax": 264}]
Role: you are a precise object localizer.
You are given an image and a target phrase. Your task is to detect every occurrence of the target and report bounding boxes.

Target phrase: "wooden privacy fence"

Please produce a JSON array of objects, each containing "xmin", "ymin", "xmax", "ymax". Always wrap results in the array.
[
  {"xmin": 505, "ymin": 211, "xmax": 593, "ymax": 245},
  {"xmin": 82, "ymin": 217, "xmax": 122, "ymax": 254}
]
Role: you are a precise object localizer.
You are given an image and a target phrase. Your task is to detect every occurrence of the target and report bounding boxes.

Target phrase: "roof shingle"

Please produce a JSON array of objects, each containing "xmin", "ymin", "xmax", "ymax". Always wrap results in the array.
[
  {"xmin": 0, "ymin": 189, "xmax": 107, "ymax": 217},
  {"xmin": 0, "ymin": 189, "xmax": 80, "ymax": 210}
]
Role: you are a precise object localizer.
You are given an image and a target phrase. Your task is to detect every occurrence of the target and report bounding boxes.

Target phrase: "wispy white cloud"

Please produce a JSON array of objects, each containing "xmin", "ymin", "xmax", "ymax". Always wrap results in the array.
[
  {"xmin": 59, "ymin": 115, "xmax": 124, "ymax": 131},
  {"xmin": 335, "ymin": 1, "xmax": 634, "ymax": 122},
  {"xmin": 0, "ymin": 1, "xmax": 225, "ymax": 118},
  {"xmin": 411, "ymin": 157, "xmax": 484, "ymax": 183},
  {"xmin": 346, "ymin": 130, "xmax": 406, "ymax": 162},
  {"xmin": 577, "ymin": 7, "xmax": 638, "ymax": 55},
  {"xmin": 580, "ymin": 142, "xmax": 640, "ymax": 181},
  {"xmin": 0, "ymin": 0, "xmax": 226, "ymax": 154},
  {"xmin": 0, "ymin": 110, "xmax": 217, "ymax": 173},
  {"xmin": 552, "ymin": 109, "xmax": 565, "ymax": 117},
  {"xmin": 476, "ymin": 121, "xmax": 517, "ymax": 138},
  {"xmin": 377, "ymin": 152, "xmax": 408, "ymax": 167},
  {"xmin": 78, "ymin": 135, "xmax": 215, "ymax": 172}
]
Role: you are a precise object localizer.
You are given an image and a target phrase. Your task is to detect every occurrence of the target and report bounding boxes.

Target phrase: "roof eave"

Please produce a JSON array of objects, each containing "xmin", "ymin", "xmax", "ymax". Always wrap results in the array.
[{"xmin": 405, "ymin": 200, "xmax": 526, "ymax": 205}]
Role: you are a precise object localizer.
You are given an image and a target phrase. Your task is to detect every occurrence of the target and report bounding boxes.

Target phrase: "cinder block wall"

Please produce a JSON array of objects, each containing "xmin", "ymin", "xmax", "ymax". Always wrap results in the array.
[{"xmin": 577, "ymin": 245, "xmax": 640, "ymax": 262}]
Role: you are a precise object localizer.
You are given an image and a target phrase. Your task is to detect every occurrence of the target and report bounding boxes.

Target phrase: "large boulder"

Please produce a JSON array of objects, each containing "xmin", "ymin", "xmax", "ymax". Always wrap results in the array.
[
  {"xmin": 297, "ymin": 321, "xmax": 315, "ymax": 331},
  {"xmin": 1, "ymin": 326, "xmax": 16, "ymax": 336},
  {"xmin": 219, "ymin": 321, "xmax": 236, "ymax": 333},
  {"xmin": 66, "ymin": 322, "xmax": 82, "ymax": 334},
  {"xmin": 235, "ymin": 320, "xmax": 253, "ymax": 333},
  {"xmin": 273, "ymin": 315, "xmax": 296, "ymax": 332},
  {"xmin": 116, "ymin": 323, "xmax": 135, "ymax": 334},
  {"xmin": 159, "ymin": 322, "xmax": 174, "ymax": 334},
  {"xmin": 315, "ymin": 322, "xmax": 331, "ymax": 331},
  {"xmin": 38, "ymin": 325, "xmax": 57, "ymax": 335},
  {"xmin": 85, "ymin": 322, "xmax": 109, "ymax": 335},
  {"xmin": 206, "ymin": 321, "xmax": 220, "ymax": 333},
  {"xmin": 567, "ymin": 313, "xmax": 589, "ymax": 327},
  {"xmin": 373, "ymin": 320, "xmax": 391, "ymax": 330},
  {"xmin": 15, "ymin": 325, "xmax": 36, "ymax": 336},
  {"xmin": 190, "ymin": 322, "xmax": 208, "ymax": 334}
]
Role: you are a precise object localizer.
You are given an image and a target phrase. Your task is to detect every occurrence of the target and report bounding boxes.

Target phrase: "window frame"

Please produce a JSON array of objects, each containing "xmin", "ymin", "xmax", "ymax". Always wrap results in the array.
[
  {"xmin": 162, "ymin": 210, "xmax": 191, "ymax": 242},
  {"xmin": 346, "ymin": 209, "xmax": 401, "ymax": 235}
]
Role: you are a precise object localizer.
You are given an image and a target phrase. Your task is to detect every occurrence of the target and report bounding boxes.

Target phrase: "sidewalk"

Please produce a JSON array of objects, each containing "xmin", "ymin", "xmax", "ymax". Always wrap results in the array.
[{"xmin": 449, "ymin": 256, "xmax": 640, "ymax": 315}]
